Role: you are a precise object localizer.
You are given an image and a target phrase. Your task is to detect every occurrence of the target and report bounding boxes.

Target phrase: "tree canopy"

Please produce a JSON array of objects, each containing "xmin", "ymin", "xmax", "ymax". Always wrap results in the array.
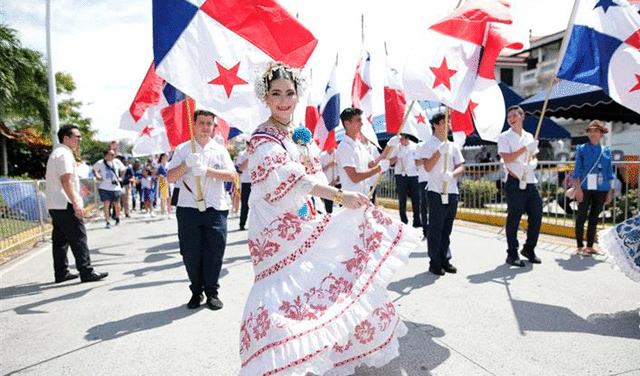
[{"xmin": 0, "ymin": 23, "xmax": 108, "ymax": 177}]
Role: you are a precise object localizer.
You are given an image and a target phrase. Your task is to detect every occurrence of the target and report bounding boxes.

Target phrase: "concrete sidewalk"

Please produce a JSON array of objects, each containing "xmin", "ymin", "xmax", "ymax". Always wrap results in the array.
[{"xmin": 1, "ymin": 208, "xmax": 638, "ymax": 376}]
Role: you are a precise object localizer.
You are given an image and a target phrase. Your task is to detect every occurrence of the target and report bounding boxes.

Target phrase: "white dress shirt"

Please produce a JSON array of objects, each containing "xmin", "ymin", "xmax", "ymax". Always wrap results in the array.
[
  {"xmin": 423, "ymin": 136, "xmax": 465, "ymax": 194},
  {"xmin": 335, "ymin": 135, "xmax": 372, "ymax": 195},
  {"xmin": 497, "ymin": 128, "xmax": 539, "ymax": 184},
  {"xmin": 45, "ymin": 144, "xmax": 80, "ymax": 210}
]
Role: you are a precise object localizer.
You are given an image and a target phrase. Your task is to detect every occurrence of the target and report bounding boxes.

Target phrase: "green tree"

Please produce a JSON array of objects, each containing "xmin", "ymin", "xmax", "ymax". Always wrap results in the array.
[{"xmin": 1, "ymin": 23, "xmax": 101, "ymax": 177}]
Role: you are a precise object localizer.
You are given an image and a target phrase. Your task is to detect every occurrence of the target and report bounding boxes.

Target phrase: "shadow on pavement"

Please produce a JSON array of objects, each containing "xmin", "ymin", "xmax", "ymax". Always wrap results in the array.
[
  {"xmin": 143, "ymin": 253, "xmax": 178, "ymax": 263},
  {"xmin": 513, "ymin": 299, "xmax": 640, "ymax": 339},
  {"xmin": 555, "ymin": 253, "xmax": 604, "ymax": 272},
  {"xmin": 139, "ymin": 233, "xmax": 178, "ymax": 240},
  {"xmin": 0, "ymin": 281, "xmax": 70, "ymax": 302},
  {"xmin": 110, "ymin": 279, "xmax": 188, "ymax": 291},
  {"xmin": 146, "ymin": 241, "xmax": 180, "ymax": 253},
  {"xmin": 124, "ymin": 261, "xmax": 184, "ymax": 277},
  {"xmin": 7, "ymin": 287, "xmax": 93, "ymax": 315},
  {"xmin": 466, "ymin": 263, "xmax": 532, "ymax": 284},
  {"xmin": 354, "ymin": 321, "xmax": 450, "ymax": 375},
  {"xmin": 388, "ymin": 272, "xmax": 437, "ymax": 303},
  {"xmin": 85, "ymin": 305, "xmax": 198, "ymax": 341}
]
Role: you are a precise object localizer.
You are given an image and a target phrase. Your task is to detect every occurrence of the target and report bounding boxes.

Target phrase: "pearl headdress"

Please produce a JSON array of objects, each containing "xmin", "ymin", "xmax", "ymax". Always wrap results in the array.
[{"xmin": 254, "ymin": 61, "xmax": 307, "ymax": 102}]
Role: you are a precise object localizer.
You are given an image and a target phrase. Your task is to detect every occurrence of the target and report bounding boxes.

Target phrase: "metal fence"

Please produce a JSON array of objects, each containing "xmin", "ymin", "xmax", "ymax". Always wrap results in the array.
[
  {"xmin": 0, "ymin": 179, "xmax": 99, "ymax": 253},
  {"xmin": 374, "ymin": 160, "xmax": 639, "ymax": 226}
]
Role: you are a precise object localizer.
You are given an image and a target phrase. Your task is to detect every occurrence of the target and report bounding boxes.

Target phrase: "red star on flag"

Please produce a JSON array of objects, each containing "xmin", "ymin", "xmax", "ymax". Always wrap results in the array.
[
  {"xmin": 630, "ymin": 74, "xmax": 640, "ymax": 92},
  {"xmin": 430, "ymin": 57, "xmax": 457, "ymax": 90},
  {"xmin": 140, "ymin": 126, "xmax": 155, "ymax": 137},
  {"xmin": 415, "ymin": 113, "xmax": 426, "ymax": 124},
  {"xmin": 209, "ymin": 62, "xmax": 248, "ymax": 98},
  {"xmin": 468, "ymin": 100, "xmax": 479, "ymax": 118}
]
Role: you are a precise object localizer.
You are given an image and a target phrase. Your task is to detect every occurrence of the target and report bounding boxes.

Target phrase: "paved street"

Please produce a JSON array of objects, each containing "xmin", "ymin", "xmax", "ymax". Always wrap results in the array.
[{"xmin": 1, "ymin": 208, "xmax": 638, "ymax": 376}]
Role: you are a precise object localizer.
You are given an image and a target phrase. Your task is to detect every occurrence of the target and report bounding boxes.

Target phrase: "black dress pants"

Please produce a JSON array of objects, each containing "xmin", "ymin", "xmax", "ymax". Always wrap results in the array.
[
  {"xmin": 504, "ymin": 176, "xmax": 542, "ymax": 257},
  {"xmin": 396, "ymin": 175, "xmax": 421, "ymax": 226},
  {"xmin": 575, "ymin": 190, "xmax": 607, "ymax": 248},
  {"xmin": 49, "ymin": 204, "xmax": 94, "ymax": 279},
  {"xmin": 427, "ymin": 191, "xmax": 458, "ymax": 269},
  {"xmin": 240, "ymin": 183, "xmax": 251, "ymax": 228},
  {"xmin": 176, "ymin": 207, "xmax": 228, "ymax": 298}
]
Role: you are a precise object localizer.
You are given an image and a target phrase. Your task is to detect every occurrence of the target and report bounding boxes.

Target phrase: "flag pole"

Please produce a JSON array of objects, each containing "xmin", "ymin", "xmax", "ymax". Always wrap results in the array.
[
  {"xmin": 520, "ymin": 0, "xmax": 581, "ymax": 187},
  {"xmin": 46, "ymin": 0, "xmax": 60, "ymax": 146},
  {"xmin": 184, "ymin": 95, "xmax": 206, "ymax": 211},
  {"xmin": 441, "ymin": 107, "xmax": 450, "ymax": 204},
  {"xmin": 533, "ymin": 0, "xmax": 581, "ymax": 139},
  {"xmin": 368, "ymin": 100, "xmax": 417, "ymax": 199}
]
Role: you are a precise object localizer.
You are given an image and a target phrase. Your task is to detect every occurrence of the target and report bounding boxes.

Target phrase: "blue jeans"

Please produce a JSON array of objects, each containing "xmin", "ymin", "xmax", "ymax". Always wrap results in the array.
[
  {"xmin": 176, "ymin": 207, "xmax": 228, "ymax": 298},
  {"xmin": 504, "ymin": 176, "xmax": 542, "ymax": 257}
]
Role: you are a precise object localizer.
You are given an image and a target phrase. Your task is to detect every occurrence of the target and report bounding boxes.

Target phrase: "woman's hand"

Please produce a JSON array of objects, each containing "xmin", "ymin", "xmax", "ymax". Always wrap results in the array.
[
  {"xmin": 342, "ymin": 192, "xmax": 369, "ymax": 209},
  {"xmin": 575, "ymin": 187, "xmax": 584, "ymax": 203},
  {"xmin": 605, "ymin": 190, "xmax": 614, "ymax": 205}
]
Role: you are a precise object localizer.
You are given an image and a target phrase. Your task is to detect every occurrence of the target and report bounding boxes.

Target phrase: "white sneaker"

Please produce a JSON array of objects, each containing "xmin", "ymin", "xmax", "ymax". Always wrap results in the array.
[
  {"xmin": 150, "ymin": 212, "xmax": 156, "ymax": 217},
  {"xmin": 144, "ymin": 212, "xmax": 151, "ymax": 218}
]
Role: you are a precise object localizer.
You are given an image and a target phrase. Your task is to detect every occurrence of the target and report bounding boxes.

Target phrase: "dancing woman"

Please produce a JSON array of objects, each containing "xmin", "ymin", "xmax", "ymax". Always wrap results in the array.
[{"xmin": 238, "ymin": 62, "xmax": 420, "ymax": 376}]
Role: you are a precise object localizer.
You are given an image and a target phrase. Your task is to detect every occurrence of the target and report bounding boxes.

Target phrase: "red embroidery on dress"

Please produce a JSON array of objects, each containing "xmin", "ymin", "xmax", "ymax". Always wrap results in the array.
[
  {"xmin": 254, "ymin": 214, "xmax": 331, "ymax": 282},
  {"xmin": 240, "ymin": 313, "xmax": 253, "ymax": 354},
  {"xmin": 265, "ymin": 172, "xmax": 305, "ymax": 203},
  {"xmin": 260, "ymin": 346, "xmax": 329, "ymax": 376},
  {"xmin": 372, "ymin": 302, "xmax": 396, "ymax": 331},
  {"xmin": 332, "ymin": 339, "xmax": 353, "ymax": 354},
  {"xmin": 279, "ymin": 274, "xmax": 354, "ymax": 321},
  {"xmin": 333, "ymin": 320, "xmax": 400, "ymax": 368},
  {"xmin": 250, "ymin": 152, "xmax": 288, "ymax": 184},
  {"xmin": 248, "ymin": 238, "xmax": 281, "ymax": 266},
  {"xmin": 354, "ymin": 320, "xmax": 375, "ymax": 344},
  {"xmin": 372, "ymin": 207, "xmax": 393, "ymax": 226},
  {"xmin": 342, "ymin": 231, "xmax": 383, "ymax": 277},
  {"xmin": 242, "ymin": 225, "xmax": 405, "ymax": 369},
  {"xmin": 253, "ymin": 306, "xmax": 270, "ymax": 340}
]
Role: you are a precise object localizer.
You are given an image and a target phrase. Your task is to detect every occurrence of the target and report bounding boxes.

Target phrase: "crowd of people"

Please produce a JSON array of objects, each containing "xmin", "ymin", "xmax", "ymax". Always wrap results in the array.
[{"xmin": 44, "ymin": 61, "xmax": 637, "ymax": 376}]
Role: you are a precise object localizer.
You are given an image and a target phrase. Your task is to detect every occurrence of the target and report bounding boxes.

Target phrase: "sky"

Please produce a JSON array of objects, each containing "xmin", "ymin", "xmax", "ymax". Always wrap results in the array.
[{"xmin": 0, "ymin": 0, "xmax": 575, "ymax": 142}]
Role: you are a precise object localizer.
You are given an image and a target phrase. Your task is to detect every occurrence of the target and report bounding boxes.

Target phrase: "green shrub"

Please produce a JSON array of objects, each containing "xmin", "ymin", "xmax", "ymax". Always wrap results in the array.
[
  {"xmin": 459, "ymin": 179, "xmax": 498, "ymax": 208},
  {"xmin": 612, "ymin": 189, "xmax": 639, "ymax": 222}
]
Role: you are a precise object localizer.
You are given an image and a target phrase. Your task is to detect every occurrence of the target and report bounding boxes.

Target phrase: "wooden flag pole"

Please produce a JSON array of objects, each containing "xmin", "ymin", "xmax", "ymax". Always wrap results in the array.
[
  {"xmin": 521, "ymin": 0, "xmax": 581, "ymax": 187},
  {"xmin": 184, "ymin": 95, "xmax": 206, "ymax": 211},
  {"xmin": 441, "ymin": 107, "xmax": 450, "ymax": 204},
  {"xmin": 368, "ymin": 100, "xmax": 417, "ymax": 199}
]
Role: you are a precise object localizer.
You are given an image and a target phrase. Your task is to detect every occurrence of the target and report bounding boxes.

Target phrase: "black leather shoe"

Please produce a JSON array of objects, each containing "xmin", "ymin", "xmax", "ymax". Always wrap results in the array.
[
  {"xmin": 205, "ymin": 296, "xmax": 224, "ymax": 310},
  {"xmin": 55, "ymin": 272, "xmax": 79, "ymax": 283},
  {"xmin": 80, "ymin": 271, "xmax": 108, "ymax": 282},
  {"xmin": 429, "ymin": 266, "xmax": 445, "ymax": 276},
  {"xmin": 520, "ymin": 250, "xmax": 541, "ymax": 264},
  {"xmin": 187, "ymin": 294, "xmax": 204, "ymax": 309},
  {"xmin": 506, "ymin": 256, "xmax": 525, "ymax": 267},
  {"xmin": 443, "ymin": 264, "xmax": 457, "ymax": 274}
]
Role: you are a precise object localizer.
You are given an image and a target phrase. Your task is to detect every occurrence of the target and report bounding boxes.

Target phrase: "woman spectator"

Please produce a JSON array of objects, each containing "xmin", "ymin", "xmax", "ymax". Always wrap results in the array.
[{"xmin": 573, "ymin": 120, "xmax": 615, "ymax": 255}]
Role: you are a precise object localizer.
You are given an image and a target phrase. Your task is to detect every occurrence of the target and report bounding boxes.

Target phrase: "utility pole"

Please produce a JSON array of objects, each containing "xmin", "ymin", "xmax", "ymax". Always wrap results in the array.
[{"xmin": 46, "ymin": 0, "xmax": 60, "ymax": 146}]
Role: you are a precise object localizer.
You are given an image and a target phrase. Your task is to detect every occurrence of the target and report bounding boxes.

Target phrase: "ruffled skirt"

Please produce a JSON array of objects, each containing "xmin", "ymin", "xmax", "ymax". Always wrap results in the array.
[
  {"xmin": 239, "ymin": 204, "xmax": 420, "ymax": 376},
  {"xmin": 599, "ymin": 215, "xmax": 640, "ymax": 282}
]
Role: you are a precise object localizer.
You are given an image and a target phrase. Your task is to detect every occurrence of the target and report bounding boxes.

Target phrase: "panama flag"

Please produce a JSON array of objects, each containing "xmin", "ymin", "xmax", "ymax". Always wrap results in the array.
[
  {"xmin": 403, "ymin": 0, "xmax": 513, "ymax": 112},
  {"xmin": 120, "ymin": 62, "xmax": 197, "ymax": 151},
  {"xmin": 451, "ymin": 23, "xmax": 524, "ymax": 144},
  {"xmin": 352, "ymin": 50, "xmax": 380, "ymax": 147},
  {"xmin": 557, "ymin": 0, "xmax": 640, "ymax": 114},
  {"xmin": 404, "ymin": 103, "xmax": 433, "ymax": 142},
  {"xmin": 305, "ymin": 86, "xmax": 321, "ymax": 136},
  {"xmin": 384, "ymin": 61, "xmax": 407, "ymax": 134},
  {"xmin": 152, "ymin": 0, "xmax": 318, "ymax": 133},
  {"xmin": 132, "ymin": 127, "xmax": 171, "ymax": 157},
  {"xmin": 314, "ymin": 63, "xmax": 340, "ymax": 151}
]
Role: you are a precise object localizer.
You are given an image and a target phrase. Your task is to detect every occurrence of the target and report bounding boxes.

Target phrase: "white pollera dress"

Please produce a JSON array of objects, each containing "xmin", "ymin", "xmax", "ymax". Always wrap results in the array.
[{"xmin": 238, "ymin": 124, "xmax": 420, "ymax": 376}]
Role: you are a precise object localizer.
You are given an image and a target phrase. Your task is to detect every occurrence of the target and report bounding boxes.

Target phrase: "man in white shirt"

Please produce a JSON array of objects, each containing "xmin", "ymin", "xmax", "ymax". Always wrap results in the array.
[
  {"xmin": 235, "ymin": 140, "xmax": 251, "ymax": 230},
  {"xmin": 45, "ymin": 125, "xmax": 108, "ymax": 283},
  {"xmin": 390, "ymin": 134, "xmax": 422, "ymax": 228},
  {"xmin": 92, "ymin": 149, "xmax": 125, "ymax": 228},
  {"xmin": 335, "ymin": 108, "xmax": 388, "ymax": 198},
  {"xmin": 422, "ymin": 113, "xmax": 465, "ymax": 276},
  {"xmin": 167, "ymin": 109, "xmax": 237, "ymax": 310},
  {"xmin": 497, "ymin": 105, "xmax": 542, "ymax": 267}
]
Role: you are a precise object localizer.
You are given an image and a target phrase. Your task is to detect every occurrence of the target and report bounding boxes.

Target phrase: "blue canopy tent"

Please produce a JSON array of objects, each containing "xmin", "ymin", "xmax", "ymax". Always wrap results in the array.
[
  {"xmin": 519, "ymin": 80, "xmax": 640, "ymax": 124},
  {"xmin": 458, "ymin": 82, "xmax": 569, "ymax": 145}
]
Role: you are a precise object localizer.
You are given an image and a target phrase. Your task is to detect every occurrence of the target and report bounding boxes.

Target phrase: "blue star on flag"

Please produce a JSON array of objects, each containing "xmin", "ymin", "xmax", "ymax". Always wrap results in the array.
[{"xmin": 593, "ymin": 0, "xmax": 618, "ymax": 13}]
